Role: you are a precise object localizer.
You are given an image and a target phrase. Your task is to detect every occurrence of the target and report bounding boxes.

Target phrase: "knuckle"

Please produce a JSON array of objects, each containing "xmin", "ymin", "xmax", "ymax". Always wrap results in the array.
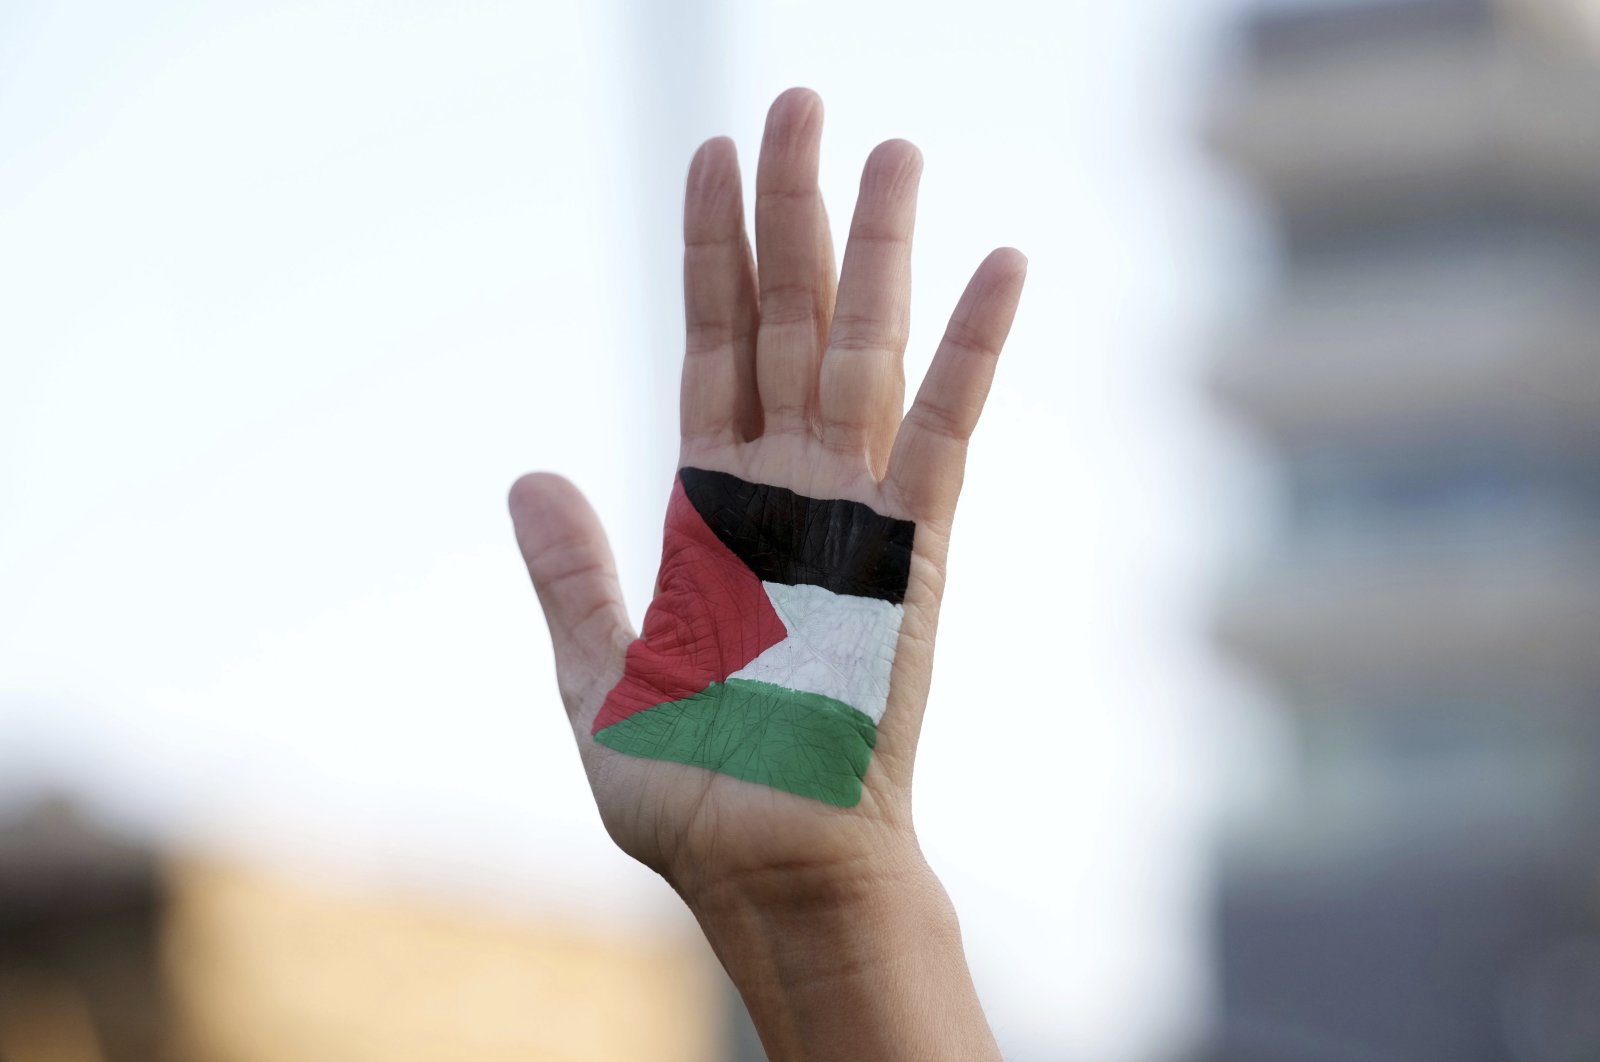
[
  {"xmin": 942, "ymin": 319, "xmax": 1000, "ymax": 360},
  {"xmin": 826, "ymin": 334, "xmax": 893, "ymax": 354},
  {"xmin": 845, "ymin": 227, "xmax": 910, "ymax": 247},
  {"xmin": 760, "ymin": 301, "xmax": 823, "ymax": 328},
  {"xmin": 906, "ymin": 401, "xmax": 971, "ymax": 443},
  {"xmin": 755, "ymin": 185, "xmax": 816, "ymax": 207}
]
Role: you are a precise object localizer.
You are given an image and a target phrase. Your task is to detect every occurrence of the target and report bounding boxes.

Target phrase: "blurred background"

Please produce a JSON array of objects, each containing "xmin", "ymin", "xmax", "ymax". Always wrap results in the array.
[{"xmin": 2, "ymin": 0, "xmax": 1598, "ymax": 1059}]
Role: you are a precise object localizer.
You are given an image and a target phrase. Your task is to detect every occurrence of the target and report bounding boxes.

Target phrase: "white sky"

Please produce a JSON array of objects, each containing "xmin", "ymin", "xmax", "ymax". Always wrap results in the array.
[{"xmin": 0, "ymin": 1, "xmax": 1266, "ymax": 1058}]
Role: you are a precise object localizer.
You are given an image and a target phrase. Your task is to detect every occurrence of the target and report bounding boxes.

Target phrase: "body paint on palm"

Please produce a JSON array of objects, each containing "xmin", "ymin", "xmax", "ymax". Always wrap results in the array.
[{"xmin": 592, "ymin": 468, "xmax": 915, "ymax": 807}]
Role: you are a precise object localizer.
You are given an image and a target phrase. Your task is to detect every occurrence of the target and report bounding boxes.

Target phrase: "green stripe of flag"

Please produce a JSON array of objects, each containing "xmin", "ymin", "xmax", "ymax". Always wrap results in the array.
[{"xmin": 592, "ymin": 678, "xmax": 877, "ymax": 807}]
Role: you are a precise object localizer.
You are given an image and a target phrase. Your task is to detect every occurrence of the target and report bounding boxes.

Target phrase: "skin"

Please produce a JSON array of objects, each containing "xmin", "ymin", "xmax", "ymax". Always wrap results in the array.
[{"xmin": 509, "ymin": 87, "xmax": 1026, "ymax": 1061}]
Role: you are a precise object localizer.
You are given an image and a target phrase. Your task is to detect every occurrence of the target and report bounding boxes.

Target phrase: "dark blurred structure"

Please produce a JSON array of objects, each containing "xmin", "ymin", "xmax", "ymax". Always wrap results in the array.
[
  {"xmin": 1206, "ymin": 0, "xmax": 1600, "ymax": 1059},
  {"xmin": 0, "ymin": 798, "xmax": 169, "ymax": 1062}
]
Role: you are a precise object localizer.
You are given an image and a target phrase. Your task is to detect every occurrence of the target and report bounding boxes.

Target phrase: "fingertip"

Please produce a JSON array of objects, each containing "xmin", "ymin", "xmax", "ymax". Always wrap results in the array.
[
  {"xmin": 691, "ymin": 135, "xmax": 737, "ymax": 175},
  {"xmin": 986, "ymin": 246, "xmax": 1028, "ymax": 278},
  {"xmin": 687, "ymin": 137, "xmax": 743, "ymax": 220},
  {"xmin": 868, "ymin": 137, "xmax": 922, "ymax": 167},
  {"xmin": 773, "ymin": 85, "xmax": 822, "ymax": 113},
  {"xmin": 765, "ymin": 87, "xmax": 824, "ymax": 139},
  {"xmin": 508, "ymin": 471, "xmax": 579, "ymax": 523},
  {"xmin": 862, "ymin": 138, "xmax": 924, "ymax": 194},
  {"xmin": 964, "ymin": 248, "xmax": 1028, "ymax": 311}
]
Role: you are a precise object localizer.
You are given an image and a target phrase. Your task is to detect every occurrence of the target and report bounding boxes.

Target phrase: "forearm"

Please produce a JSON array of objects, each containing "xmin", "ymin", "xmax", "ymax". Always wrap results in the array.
[{"xmin": 681, "ymin": 850, "xmax": 1001, "ymax": 1061}]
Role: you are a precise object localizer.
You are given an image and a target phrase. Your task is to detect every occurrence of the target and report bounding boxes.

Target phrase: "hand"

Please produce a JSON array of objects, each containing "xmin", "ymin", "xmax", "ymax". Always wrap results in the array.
[{"xmin": 510, "ymin": 88, "xmax": 1024, "ymax": 1060}]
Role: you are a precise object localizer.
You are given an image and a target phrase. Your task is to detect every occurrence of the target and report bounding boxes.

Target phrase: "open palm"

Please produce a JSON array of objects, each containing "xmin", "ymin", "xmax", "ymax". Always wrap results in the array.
[{"xmin": 510, "ymin": 88, "xmax": 1026, "ymax": 904}]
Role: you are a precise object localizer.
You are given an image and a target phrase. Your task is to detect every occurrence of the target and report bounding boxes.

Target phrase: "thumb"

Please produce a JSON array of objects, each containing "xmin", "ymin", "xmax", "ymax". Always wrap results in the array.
[{"xmin": 508, "ymin": 473, "xmax": 633, "ymax": 717}]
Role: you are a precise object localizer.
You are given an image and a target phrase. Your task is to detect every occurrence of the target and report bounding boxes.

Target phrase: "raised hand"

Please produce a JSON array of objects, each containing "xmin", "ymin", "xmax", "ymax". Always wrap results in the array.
[{"xmin": 510, "ymin": 88, "xmax": 1024, "ymax": 1061}]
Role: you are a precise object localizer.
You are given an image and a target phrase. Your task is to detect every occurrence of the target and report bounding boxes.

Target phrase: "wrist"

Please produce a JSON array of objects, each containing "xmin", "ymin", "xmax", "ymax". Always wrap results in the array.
[
  {"xmin": 676, "ymin": 832, "xmax": 931, "ymax": 924},
  {"xmin": 679, "ymin": 846, "xmax": 999, "ymax": 1062}
]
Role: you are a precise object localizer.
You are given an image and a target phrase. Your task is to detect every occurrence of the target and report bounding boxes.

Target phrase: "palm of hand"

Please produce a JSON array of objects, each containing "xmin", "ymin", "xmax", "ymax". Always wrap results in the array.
[{"xmin": 511, "ymin": 89, "xmax": 1025, "ymax": 901}]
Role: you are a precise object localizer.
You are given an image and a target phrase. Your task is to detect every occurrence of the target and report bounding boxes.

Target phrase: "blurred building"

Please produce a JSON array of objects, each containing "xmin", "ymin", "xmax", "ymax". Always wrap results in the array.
[
  {"xmin": 0, "ymin": 798, "xmax": 721, "ymax": 1062},
  {"xmin": 1206, "ymin": 0, "xmax": 1600, "ymax": 1058}
]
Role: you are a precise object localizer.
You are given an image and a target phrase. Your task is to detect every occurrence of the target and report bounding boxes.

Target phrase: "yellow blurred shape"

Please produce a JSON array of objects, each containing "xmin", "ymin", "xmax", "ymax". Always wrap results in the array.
[{"xmin": 160, "ymin": 859, "xmax": 718, "ymax": 1062}]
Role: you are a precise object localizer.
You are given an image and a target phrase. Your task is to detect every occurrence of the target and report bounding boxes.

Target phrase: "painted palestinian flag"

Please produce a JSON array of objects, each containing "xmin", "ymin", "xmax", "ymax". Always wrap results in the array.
[{"xmin": 592, "ymin": 467, "xmax": 915, "ymax": 807}]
